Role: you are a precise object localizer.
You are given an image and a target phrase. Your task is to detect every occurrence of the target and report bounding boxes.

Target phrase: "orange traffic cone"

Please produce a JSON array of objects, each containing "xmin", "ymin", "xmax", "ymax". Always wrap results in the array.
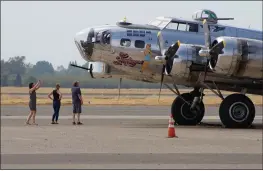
[{"xmin": 168, "ymin": 114, "xmax": 178, "ymax": 138}]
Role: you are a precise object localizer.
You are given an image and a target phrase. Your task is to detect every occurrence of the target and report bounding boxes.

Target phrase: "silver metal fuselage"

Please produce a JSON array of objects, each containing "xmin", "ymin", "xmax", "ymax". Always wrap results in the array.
[{"xmin": 74, "ymin": 16, "xmax": 263, "ymax": 95}]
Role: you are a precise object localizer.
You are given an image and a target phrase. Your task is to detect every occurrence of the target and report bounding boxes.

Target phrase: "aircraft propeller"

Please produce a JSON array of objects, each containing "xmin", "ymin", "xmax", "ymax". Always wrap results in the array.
[
  {"xmin": 156, "ymin": 31, "xmax": 180, "ymax": 102},
  {"xmin": 199, "ymin": 19, "xmax": 226, "ymax": 81}
]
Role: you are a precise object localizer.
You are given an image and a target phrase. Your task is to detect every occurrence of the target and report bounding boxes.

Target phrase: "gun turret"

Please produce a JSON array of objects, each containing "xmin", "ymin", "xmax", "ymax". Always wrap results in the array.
[{"xmin": 192, "ymin": 9, "xmax": 234, "ymax": 24}]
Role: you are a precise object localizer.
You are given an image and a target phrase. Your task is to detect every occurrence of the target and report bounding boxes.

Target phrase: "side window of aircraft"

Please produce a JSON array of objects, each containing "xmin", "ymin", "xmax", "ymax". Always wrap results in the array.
[
  {"xmin": 135, "ymin": 40, "xmax": 145, "ymax": 49},
  {"xmin": 166, "ymin": 21, "xmax": 198, "ymax": 33},
  {"xmin": 186, "ymin": 23, "xmax": 198, "ymax": 32},
  {"xmin": 120, "ymin": 38, "xmax": 131, "ymax": 47},
  {"xmin": 177, "ymin": 22, "xmax": 187, "ymax": 31},
  {"xmin": 165, "ymin": 22, "xmax": 178, "ymax": 30}
]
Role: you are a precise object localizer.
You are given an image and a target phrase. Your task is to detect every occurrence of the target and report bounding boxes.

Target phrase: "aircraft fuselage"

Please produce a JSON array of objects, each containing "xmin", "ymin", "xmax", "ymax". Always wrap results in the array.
[{"xmin": 74, "ymin": 16, "xmax": 263, "ymax": 93}]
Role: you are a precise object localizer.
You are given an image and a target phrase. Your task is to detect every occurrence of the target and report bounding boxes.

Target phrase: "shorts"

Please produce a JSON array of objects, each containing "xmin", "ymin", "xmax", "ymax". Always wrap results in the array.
[{"xmin": 73, "ymin": 102, "xmax": 82, "ymax": 114}]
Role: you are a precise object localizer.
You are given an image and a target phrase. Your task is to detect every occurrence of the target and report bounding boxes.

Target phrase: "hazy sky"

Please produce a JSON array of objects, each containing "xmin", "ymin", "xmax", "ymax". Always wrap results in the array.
[{"xmin": 1, "ymin": 1, "xmax": 262, "ymax": 69}]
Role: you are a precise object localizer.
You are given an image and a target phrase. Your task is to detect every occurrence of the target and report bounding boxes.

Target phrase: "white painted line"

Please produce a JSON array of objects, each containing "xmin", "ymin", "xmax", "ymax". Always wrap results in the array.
[
  {"xmin": 12, "ymin": 137, "xmax": 33, "ymax": 141},
  {"xmin": 1, "ymin": 115, "xmax": 262, "ymax": 120}
]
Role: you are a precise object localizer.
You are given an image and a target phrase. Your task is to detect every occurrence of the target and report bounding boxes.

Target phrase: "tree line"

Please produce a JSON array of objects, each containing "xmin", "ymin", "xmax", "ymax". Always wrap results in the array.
[{"xmin": 1, "ymin": 56, "xmax": 186, "ymax": 89}]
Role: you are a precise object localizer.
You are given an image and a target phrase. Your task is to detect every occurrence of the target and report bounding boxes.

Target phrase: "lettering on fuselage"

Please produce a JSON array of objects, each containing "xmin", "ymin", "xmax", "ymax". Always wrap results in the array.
[
  {"xmin": 113, "ymin": 52, "xmax": 143, "ymax": 67},
  {"xmin": 126, "ymin": 29, "xmax": 153, "ymax": 40}
]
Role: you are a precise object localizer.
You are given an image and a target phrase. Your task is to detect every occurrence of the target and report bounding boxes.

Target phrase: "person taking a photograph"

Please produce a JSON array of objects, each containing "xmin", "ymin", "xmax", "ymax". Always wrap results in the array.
[{"xmin": 26, "ymin": 80, "xmax": 41, "ymax": 125}]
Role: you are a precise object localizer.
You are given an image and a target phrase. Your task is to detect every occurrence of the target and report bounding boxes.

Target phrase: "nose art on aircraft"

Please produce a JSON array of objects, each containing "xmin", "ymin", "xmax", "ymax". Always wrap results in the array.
[{"xmin": 74, "ymin": 27, "xmax": 95, "ymax": 61}]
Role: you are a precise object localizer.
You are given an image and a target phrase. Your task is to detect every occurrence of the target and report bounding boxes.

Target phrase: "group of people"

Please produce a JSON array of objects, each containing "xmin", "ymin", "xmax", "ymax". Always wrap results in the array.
[{"xmin": 25, "ymin": 80, "xmax": 84, "ymax": 125}]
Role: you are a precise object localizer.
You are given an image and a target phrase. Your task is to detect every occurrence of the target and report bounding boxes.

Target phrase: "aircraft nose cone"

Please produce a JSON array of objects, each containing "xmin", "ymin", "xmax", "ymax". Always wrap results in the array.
[{"xmin": 74, "ymin": 28, "xmax": 95, "ymax": 61}]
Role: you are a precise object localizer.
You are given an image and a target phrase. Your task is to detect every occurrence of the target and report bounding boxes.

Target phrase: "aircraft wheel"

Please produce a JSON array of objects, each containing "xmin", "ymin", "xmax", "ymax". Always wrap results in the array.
[
  {"xmin": 171, "ymin": 93, "xmax": 205, "ymax": 125},
  {"xmin": 219, "ymin": 94, "xmax": 255, "ymax": 128}
]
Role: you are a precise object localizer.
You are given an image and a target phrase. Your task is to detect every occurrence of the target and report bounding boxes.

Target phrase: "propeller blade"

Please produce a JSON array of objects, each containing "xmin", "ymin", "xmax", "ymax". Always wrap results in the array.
[
  {"xmin": 157, "ymin": 31, "xmax": 166, "ymax": 56},
  {"xmin": 164, "ymin": 41, "xmax": 180, "ymax": 74},
  {"xmin": 209, "ymin": 40, "xmax": 225, "ymax": 55},
  {"xmin": 200, "ymin": 20, "xmax": 224, "ymax": 83},
  {"xmin": 165, "ymin": 54, "xmax": 176, "ymax": 74},
  {"xmin": 202, "ymin": 19, "xmax": 211, "ymax": 48},
  {"xmin": 158, "ymin": 65, "xmax": 165, "ymax": 102},
  {"xmin": 165, "ymin": 40, "xmax": 180, "ymax": 60}
]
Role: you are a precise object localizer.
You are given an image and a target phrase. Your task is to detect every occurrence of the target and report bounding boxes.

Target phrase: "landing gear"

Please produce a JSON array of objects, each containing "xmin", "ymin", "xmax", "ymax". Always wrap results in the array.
[
  {"xmin": 219, "ymin": 93, "xmax": 255, "ymax": 128},
  {"xmin": 164, "ymin": 81, "xmax": 256, "ymax": 128},
  {"xmin": 164, "ymin": 84, "xmax": 205, "ymax": 125},
  {"xmin": 171, "ymin": 93, "xmax": 205, "ymax": 125}
]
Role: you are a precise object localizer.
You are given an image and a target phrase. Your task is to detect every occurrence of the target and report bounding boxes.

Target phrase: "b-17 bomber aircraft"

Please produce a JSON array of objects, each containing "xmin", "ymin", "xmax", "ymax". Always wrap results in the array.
[{"xmin": 72, "ymin": 9, "xmax": 263, "ymax": 128}]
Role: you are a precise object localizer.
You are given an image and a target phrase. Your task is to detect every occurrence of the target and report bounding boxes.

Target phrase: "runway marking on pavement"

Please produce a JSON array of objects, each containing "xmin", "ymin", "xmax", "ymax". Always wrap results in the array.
[
  {"xmin": 12, "ymin": 137, "xmax": 33, "ymax": 141},
  {"xmin": 1, "ymin": 115, "xmax": 262, "ymax": 120}
]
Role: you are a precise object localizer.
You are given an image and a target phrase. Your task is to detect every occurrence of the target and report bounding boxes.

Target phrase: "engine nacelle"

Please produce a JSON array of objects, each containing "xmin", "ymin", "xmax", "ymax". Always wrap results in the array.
[
  {"xmin": 165, "ymin": 44, "xmax": 207, "ymax": 79},
  {"xmin": 209, "ymin": 37, "xmax": 263, "ymax": 79}
]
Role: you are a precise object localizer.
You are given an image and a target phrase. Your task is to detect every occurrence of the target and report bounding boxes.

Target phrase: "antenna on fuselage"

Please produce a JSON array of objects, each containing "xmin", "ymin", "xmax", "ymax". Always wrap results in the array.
[{"xmin": 116, "ymin": 16, "xmax": 132, "ymax": 26}]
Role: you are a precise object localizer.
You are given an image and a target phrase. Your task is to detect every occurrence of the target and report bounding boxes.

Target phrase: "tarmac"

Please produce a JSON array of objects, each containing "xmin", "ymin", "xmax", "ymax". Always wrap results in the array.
[{"xmin": 1, "ymin": 105, "xmax": 263, "ymax": 169}]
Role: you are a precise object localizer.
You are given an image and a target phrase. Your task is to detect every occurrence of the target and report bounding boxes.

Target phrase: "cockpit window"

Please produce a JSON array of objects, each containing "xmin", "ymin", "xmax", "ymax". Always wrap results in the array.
[
  {"xmin": 165, "ymin": 22, "xmax": 178, "ymax": 30},
  {"xmin": 158, "ymin": 21, "xmax": 170, "ymax": 29},
  {"xmin": 148, "ymin": 19, "xmax": 169, "ymax": 29},
  {"xmin": 135, "ymin": 40, "xmax": 145, "ymax": 49},
  {"xmin": 120, "ymin": 38, "xmax": 131, "ymax": 47},
  {"xmin": 148, "ymin": 20, "xmax": 162, "ymax": 27},
  {"xmin": 165, "ymin": 21, "xmax": 198, "ymax": 33}
]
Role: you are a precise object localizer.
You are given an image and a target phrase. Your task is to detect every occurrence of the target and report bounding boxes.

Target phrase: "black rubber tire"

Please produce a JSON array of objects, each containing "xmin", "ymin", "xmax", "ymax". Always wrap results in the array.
[
  {"xmin": 219, "ymin": 94, "xmax": 255, "ymax": 128},
  {"xmin": 171, "ymin": 93, "xmax": 205, "ymax": 125}
]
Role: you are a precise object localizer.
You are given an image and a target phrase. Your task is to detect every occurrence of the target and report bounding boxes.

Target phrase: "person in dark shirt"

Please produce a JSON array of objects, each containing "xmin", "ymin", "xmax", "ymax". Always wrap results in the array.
[
  {"xmin": 26, "ymin": 80, "xmax": 41, "ymax": 125},
  {"xmin": 71, "ymin": 81, "xmax": 83, "ymax": 125},
  {"xmin": 48, "ymin": 83, "xmax": 62, "ymax": 124}
]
